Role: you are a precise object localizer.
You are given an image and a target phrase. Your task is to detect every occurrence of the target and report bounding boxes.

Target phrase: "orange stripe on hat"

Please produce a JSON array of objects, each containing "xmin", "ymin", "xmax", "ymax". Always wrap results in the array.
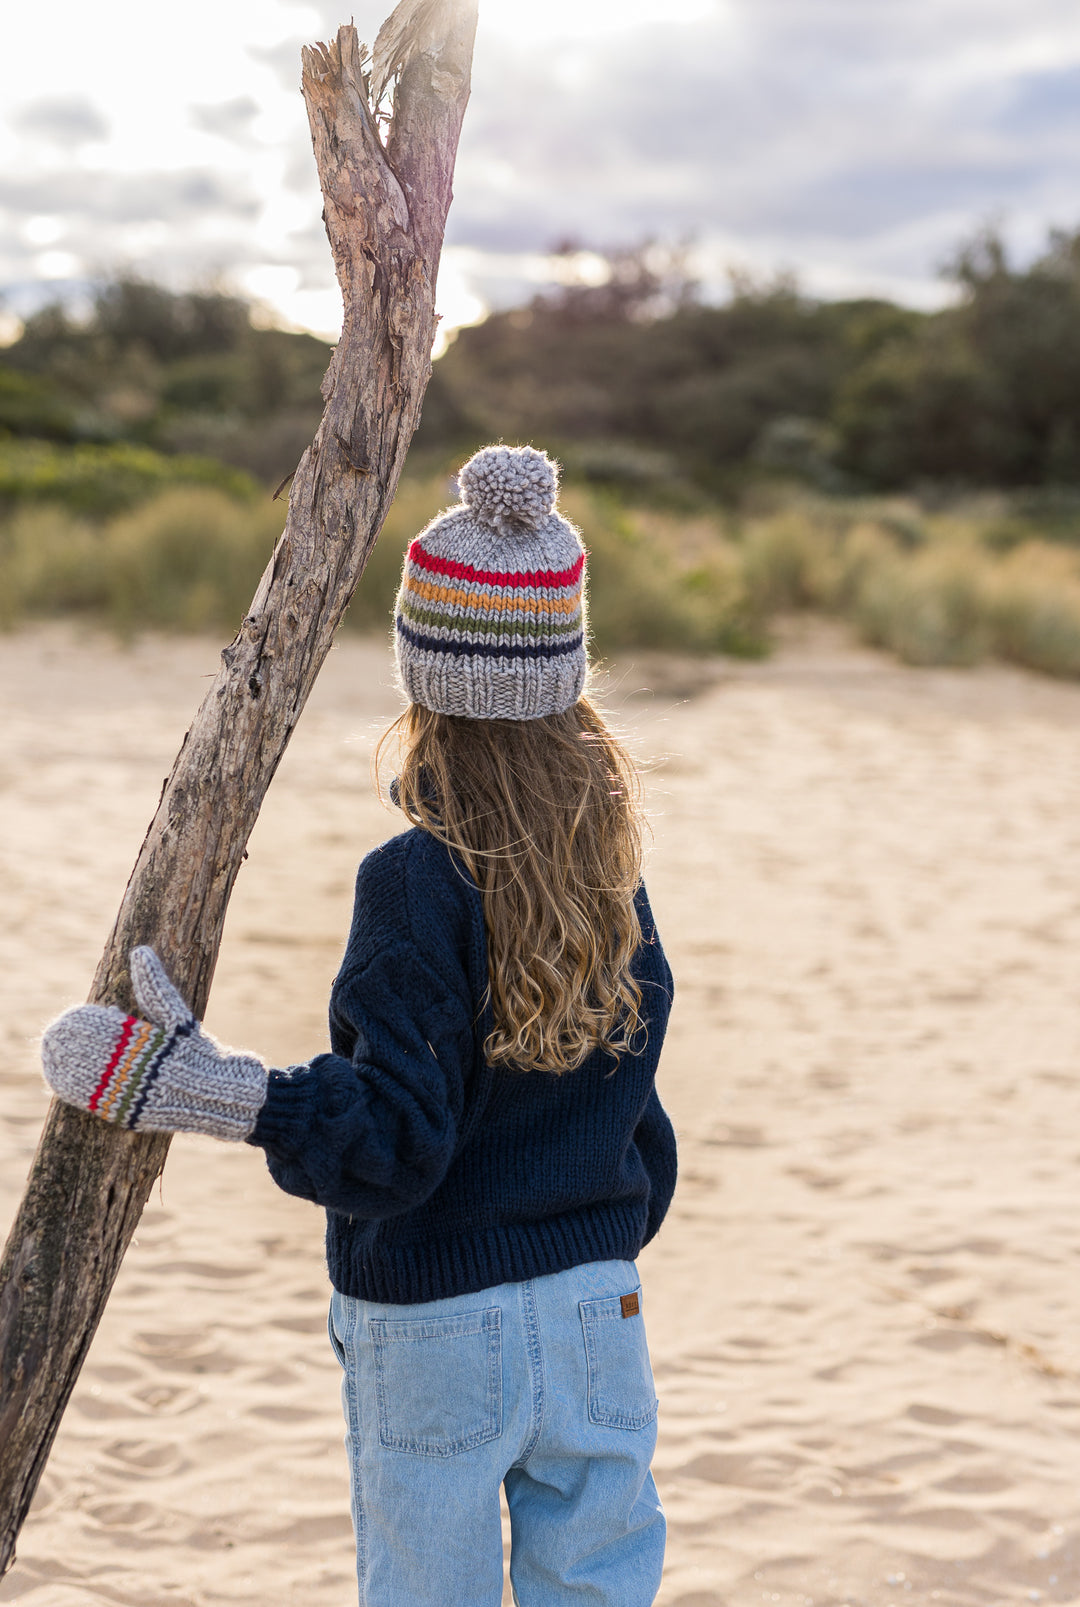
[{"xmin": 405, "ymin": 576, "xmax": 581, "ymax": 615}]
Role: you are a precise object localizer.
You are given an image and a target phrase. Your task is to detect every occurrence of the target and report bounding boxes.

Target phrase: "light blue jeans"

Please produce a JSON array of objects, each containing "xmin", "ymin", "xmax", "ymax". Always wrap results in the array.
[{"xmin": 328, "ymin": 1260, "xmax": 665, "ymax": 1606}]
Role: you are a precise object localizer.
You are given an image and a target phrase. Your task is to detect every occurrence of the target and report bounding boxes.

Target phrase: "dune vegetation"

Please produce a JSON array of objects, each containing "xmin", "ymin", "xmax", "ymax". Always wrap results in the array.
[
  {"xmin": 4, "ymin": 237, "xmax": 1080, "ymax": 675},
  {"xmin": 4, "ymin": 471, "xmax": 1080, "ymax": 679}
]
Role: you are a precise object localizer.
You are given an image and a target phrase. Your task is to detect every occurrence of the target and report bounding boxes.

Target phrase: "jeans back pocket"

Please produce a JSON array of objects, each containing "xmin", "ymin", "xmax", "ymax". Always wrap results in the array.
[
  {"xmin": 368, "ymin": 1307, "xmax": 502, "ymax": 1457},
  {"xmin": 579, "ymin": 1289, "xmax": 658, "ymax": 1430}
]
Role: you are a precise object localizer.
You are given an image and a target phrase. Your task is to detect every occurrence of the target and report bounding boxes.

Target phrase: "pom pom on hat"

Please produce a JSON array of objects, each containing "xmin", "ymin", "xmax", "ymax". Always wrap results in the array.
[
  {"xmin": 459, "ymin": 444, "xmax": 558, "ymax": 533},
  {"xmin": 393, "ymin": 441, "xmax": 587, "ymax": 721}
]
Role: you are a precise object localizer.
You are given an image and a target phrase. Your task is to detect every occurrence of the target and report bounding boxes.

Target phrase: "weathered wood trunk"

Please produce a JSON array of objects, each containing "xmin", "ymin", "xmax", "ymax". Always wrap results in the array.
[{"xmin": 0, "ymin": 1, "xmax": 477, "ymax": 1574}]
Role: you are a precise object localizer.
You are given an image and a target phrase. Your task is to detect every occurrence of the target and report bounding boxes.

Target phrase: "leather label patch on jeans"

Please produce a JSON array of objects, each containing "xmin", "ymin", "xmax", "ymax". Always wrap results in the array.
[{"xmin": 620, "ymin": 1292, "xmax": 640, "ymax": 1319}]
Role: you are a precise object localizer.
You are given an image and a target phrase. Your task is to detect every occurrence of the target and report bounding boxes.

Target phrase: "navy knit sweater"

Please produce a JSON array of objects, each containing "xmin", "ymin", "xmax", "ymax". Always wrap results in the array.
[{"xmin": 250, "ymin": 826, "xmax": 677, "ymax": 1304}]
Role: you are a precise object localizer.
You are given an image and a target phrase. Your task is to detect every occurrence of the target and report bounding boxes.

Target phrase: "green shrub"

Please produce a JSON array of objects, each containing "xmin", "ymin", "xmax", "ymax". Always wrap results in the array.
[
  {"xmin": 0, "ymin": 363, "xmax": 78, "ymax": 440},
  {"xmin": 0, "ymin": 438, "xmax": 258, "ymax": 518},
  {"xmin": 986, "ymin": 544, "xmax": 1080, "ymax": 677},
  {"xmin": 0, "ymin": 487, "xmax": 281, "ymax": 634},
  {"xmin": 739, "ymin": 512, "xmax": 837, "ymax": 612},
  {"xmin": 0, "ymin": 505, "xmax": 112, "ymax": 626},
  {"xmin": 6, "ymin": 473, "xmax": 1080, "ymax": 681},
  {"xmin": 562, "ymin": 488, "xmax": 763, "ymax": 656},
  {"xmin": 343, "ymin": 476, "xmax": 451, "ymax": 633},
  {"xmin": 105, "ymin": 489, "xmax": 283, "ymax": 632},
  {"xmin": 853, "ymin": 546, "xmax": 991, "ymax": 666}
]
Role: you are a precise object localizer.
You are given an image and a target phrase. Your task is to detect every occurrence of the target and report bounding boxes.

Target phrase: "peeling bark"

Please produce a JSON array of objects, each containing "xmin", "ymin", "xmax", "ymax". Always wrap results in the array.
[{"xmin": 0, "ymin": 2, "xmax": 477, "ymax": 1573}]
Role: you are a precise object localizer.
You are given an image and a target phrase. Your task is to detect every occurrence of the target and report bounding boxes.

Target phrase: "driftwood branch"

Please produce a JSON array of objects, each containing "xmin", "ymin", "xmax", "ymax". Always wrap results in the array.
[{"xmin": 0, "ymin": 0, "xmax": 477, "ymax": 1574}]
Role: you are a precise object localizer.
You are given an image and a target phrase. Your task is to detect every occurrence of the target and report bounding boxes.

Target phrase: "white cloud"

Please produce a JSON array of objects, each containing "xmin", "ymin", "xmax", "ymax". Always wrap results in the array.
[
  {"xmin": 13, "ymin": 97, "xmax": 109, "ymax": 147},
  {"xmin": 2, "ymin": 0, "xmax": 1080, "ymax": 335},
  {"xmin": 190, "ymin": 98, "xmax": 261, "ymax": 144}
]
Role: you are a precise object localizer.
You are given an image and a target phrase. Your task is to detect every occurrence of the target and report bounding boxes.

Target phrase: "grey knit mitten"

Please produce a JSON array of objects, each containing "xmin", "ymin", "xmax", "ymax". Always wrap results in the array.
[{"xmin": 41, "ymin": 947, "xmax": 268, "ymax": 1141}]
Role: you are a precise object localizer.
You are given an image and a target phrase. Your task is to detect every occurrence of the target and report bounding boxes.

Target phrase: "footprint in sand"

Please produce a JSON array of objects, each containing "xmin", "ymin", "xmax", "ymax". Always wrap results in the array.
[
  {"xmin": 100, "ymin": 1438, "xmax": 190, "ymax": 1477},
  {"xmin": 131, "ymin": 1383, "xmax": 205, "ymax": 1414},
  {"xmin": 131, "ymin": 1329, "xmax": 242, "ymax": 1374},
  {"xmin": 906, "ymin": 1403, "xmax": 968, "ymax": 1426}
]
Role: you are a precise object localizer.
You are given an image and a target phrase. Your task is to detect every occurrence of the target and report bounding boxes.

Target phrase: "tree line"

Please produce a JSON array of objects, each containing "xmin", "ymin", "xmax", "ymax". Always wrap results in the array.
[{"xmin": 3, "ymin": 226, "xmax": 1080, "ymax": 499}]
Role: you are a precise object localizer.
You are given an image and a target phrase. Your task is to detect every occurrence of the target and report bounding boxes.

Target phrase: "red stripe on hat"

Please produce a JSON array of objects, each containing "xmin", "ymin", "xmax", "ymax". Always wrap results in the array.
[
  {"xmin": 408, "ymin": 541, "xmax": 584, "ymax": 590},
  {"xmin": 89, "ymin": 1015, "xmax": 138, "ymax": 1111}
]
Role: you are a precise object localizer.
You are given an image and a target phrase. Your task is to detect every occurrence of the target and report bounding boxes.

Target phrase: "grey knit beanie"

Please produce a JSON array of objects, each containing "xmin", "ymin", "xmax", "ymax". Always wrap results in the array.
[{"xmin": 394, "ymin": 444, "xmax": 587, "ymax": 721}]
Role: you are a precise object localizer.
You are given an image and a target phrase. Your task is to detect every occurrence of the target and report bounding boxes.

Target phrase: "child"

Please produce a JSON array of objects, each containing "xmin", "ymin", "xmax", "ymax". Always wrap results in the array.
[{"xmin": 43, "ymin": 443, "xmax": 677, "ymax": 1607}]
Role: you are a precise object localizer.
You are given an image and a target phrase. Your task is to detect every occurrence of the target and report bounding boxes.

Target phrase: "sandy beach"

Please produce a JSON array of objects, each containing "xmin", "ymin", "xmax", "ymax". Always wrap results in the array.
[{"xmin": 2, "ymin": 620, "xmax": 1080, "ymax": 1607}]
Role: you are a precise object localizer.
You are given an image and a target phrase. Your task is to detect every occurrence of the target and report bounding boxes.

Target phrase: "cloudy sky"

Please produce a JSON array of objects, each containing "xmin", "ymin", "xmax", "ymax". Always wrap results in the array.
[{"xmin": 3, "ymin": 0, "xmax": 1080, "ymax": 342}]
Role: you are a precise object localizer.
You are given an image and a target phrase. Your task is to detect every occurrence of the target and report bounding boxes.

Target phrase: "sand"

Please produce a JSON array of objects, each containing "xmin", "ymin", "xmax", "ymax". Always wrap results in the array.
[{"xmin": 1, "ymin": 620, "xmax": 1080, "ymax": 1607}]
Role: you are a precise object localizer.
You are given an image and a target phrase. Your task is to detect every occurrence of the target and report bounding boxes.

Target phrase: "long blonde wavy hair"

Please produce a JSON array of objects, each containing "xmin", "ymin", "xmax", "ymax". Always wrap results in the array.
[{"xmin": 377, "ymin": 698, "xmax": 646, "ymax": 1073}]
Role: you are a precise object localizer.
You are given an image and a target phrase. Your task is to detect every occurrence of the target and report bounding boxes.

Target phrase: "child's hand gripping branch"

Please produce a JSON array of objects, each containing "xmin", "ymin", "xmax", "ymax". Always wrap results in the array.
[{"xmin": 41, "ymin": 946, "xmax": 268, "ymax": 1140}]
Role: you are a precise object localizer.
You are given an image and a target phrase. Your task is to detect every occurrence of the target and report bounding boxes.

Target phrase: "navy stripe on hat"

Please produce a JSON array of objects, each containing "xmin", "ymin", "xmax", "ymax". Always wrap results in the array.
[{"xmin": 397, "ymin": 620, "xmax": 585, "ymax": 662}]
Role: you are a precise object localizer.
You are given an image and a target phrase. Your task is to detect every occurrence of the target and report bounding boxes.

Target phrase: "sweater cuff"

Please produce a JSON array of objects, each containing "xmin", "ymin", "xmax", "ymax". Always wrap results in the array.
[{"xmin": 246, "ymin": 1062, "xmax": 319, "ymax": 1151}]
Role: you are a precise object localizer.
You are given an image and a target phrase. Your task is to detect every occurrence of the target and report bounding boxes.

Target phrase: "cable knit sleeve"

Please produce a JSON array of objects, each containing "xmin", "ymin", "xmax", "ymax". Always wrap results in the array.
[{"xmin": 248, "ymin": 832, "xmax": 479, "ymax": 1219}]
